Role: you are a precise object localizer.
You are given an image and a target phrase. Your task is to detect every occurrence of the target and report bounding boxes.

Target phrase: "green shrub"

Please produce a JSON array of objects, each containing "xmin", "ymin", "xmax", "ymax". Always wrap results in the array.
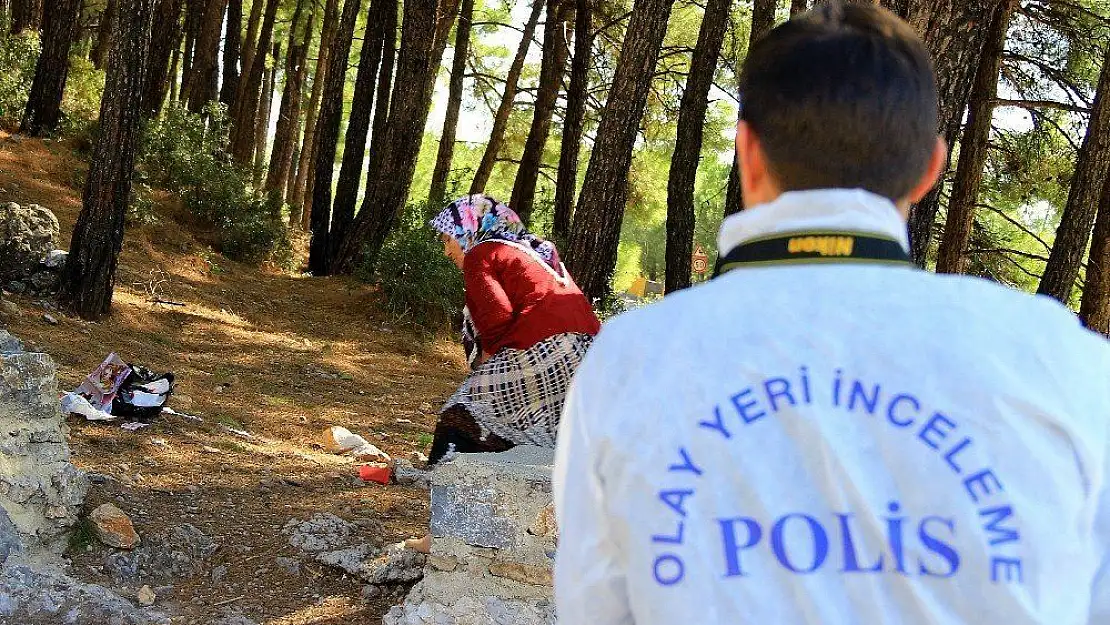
[
  {"xmin": 138, "ymin": 103, "xmax": 292, "ymax": 266},
  {"xmin": 0, "ymin": 29, "xmax": 39, "ymax": 123},
  {"xmin": 60, "ymin": 54, "xmax": 104, "ymax": 124},
  {"xmin": 363, "ymin": 203, "xmax": 463, "ymax": 331}
]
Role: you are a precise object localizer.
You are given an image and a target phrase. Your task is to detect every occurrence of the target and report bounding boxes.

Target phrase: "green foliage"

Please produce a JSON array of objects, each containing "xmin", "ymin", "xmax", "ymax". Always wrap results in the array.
[
  {"xmin": 127, "ymin": 182, "xmax": 159, "ymax": 226},
  {"xmin": 139, "ymin": 103, "xmax": 292, "ymax": 267},
  {"xmin": 363, "ymin": 202, "xmax": 464, "ymax": 331},
  {"xmin": 0, "ymin": 29, "xmax": 39, "ymax": 123},
  {"xmin": 60, "ymin": 54, "xmax": 104, "ymax": 126}
]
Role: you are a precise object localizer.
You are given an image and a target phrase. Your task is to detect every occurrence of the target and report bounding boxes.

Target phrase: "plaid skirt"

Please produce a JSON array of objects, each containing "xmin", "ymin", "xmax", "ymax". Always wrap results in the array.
[{"xmin": 442, "ymin": 332, "xmax": 594, "ymax": 448}]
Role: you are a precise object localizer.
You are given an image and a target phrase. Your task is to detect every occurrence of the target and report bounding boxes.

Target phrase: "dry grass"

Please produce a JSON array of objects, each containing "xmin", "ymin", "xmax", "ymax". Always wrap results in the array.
[{"xmin": 0, "ymin": 130, "xmax": 466, "ymax": 623}]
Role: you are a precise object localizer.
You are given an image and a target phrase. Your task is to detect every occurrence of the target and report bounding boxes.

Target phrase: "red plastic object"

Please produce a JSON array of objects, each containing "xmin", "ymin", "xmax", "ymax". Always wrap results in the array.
[{"xmin": 359, "ymin": 464, "xmax": 392, "ymax": 484}]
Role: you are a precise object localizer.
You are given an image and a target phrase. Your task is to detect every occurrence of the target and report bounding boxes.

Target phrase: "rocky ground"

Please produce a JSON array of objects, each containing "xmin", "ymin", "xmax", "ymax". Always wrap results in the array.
[{"xmin": 0, "ymin": 131, "xmax": 464, "ymax": 623}]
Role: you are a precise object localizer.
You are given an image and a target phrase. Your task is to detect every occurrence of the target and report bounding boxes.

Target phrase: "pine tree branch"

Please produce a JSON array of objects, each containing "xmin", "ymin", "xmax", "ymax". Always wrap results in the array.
[{"xmin": 992, "ymin": 98, "xmax": 1090, "ymax": 114}]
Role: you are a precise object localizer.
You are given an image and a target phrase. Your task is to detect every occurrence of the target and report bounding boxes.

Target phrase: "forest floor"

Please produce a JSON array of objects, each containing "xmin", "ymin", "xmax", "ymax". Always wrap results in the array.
[{"xmin": 0, "ymin": 131, "xmax": 468, "ymax": 624}]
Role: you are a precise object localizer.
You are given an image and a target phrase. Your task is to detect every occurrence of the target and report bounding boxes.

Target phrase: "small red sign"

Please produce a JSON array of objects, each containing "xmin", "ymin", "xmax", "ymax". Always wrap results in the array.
[{"xmin": 692, "ymin": 245, "xmax": 709, "ymax": 275}]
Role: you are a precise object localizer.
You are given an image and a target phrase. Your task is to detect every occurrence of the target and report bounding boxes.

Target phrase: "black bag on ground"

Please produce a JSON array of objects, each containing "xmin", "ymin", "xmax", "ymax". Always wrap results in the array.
[{"xmin": 112, "ymin": 365, "xmax": 175, "ymax": 421}]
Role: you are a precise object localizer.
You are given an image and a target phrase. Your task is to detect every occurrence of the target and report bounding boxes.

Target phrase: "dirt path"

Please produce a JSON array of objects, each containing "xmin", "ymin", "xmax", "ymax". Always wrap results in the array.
[{"xmin": 0, "ymin": 132, "xmax": 464, "ymax": 623}]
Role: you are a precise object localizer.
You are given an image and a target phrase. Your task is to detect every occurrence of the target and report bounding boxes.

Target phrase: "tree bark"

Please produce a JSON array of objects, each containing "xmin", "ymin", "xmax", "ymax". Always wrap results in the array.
[
  {"xmin": 428, "ymin": 0, "xmax": 474, "ymax": 208},
  {"xmin": 269, "ymin": 0, "xmax": 313, "ymax": 202},
  {"xmin": 168, "ymin": 29, "xmax": 182, "ymax": 101},
  {"xmin": 552, "ymin": 0, "xmax": 591, "ymax": 243},
  {"xmin": 370, "ymin": 0, "xmax": 397, "ymax": 151},
  {"xmin": 883, "ymin": 0, "xmax": 1008, "ymax": 265},
  {"xmin": 183, "ymin": 0, "xmax": 228, "ymax": 113},
  {"xmin": 935, "ymin": 0, "xmax": 1014, "ymax": 274},
  {"xmin": 229, "ymin": 0, "xmax": 279, "ymax": 162},
  {"xmin": 511, "ymin": 0, "xmax": 571, "ymax": 224},
  {"xmin": 563, "ymin": 0, "xmax": 677, "ymax": 300},
  {"xmin": 723, "ymin": 0, "xmax": 777, "ymax": 217},
  {"xmin": 238, "ymin": 0, "xmax": 264, "ymax": 98},
  {"xmin": 9, "ymin": 0, "xmax": 42, "ymax": 33},
  {"xmin": 329, "ymin": 0, "xmax": 458, "ymax": 273},
  {"xmin": 307, "ymin": 0, "xmax": 364, "ymax": 275},
  {"xmin": 330, "ymin": 0, "xmax": 390, "ymax": 259},
  {"xmin": 60, "ymin": 0, "xmax": 154, "ymax": 320},
  {"xmin": 92, "ymin": 0, "xmax": 116, "ymax": 70},
  {"xmin": 1081, "ymin": 178, "xmax": 1110, "ymax": 335},
  {"xmin": 1038, "ymin": 42, "xmax": 1110, "ymax": 303},
  {"xmin": 20, "ymin": 0, "xmax": 81, "ymax": 136},
  {"xmin": 254, "ymin": 41, "xmax": 279, "ymax": 181},
  {"xmin": 468, "ymin": 0, "xmax": 545, "ymax": 194},
  {"xmin": 220, "ymin": 0, "xmax": 243, "ymax": 107},
  {"xmin": 179, "ymin": 0, "xmax": 201, "ymax": 100},
  {"xmin": 665, "ymin": 0, "xmax": 730, "ymax": 293},
  {"xmin": 142, "ymin": 0, "xmax": 184, "ymax": 116},
  {"xmin": 790, "ymin": 0, "xmax": 806, "ymax": 16},
  {"xmin": 292, "ymin": 0, "xmax": 341, "ymax": 225}
]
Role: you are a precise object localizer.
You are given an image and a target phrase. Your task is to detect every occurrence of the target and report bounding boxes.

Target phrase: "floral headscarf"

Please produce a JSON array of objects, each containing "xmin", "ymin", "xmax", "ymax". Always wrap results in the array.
[{"xmin": 430, "ymin": 194, "xmax": 564, "ymax": 276}]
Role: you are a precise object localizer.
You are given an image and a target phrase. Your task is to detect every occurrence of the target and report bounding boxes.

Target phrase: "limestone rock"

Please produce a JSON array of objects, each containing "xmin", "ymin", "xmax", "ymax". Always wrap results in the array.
[
  {"xmin": 283, "ymin": 513, "xmax": 358, "ymax": 554},
  {"xmin": 361, "ymin": 543, "xmax": 425, "ymax": 585},
  {"xmin": 136, "ymin": 585, "xmax": 155, "ymax": 606},
  {"xmin": 0, "ymin": 564, "xmax": 169, "ymax": 625},
  {"xmin": 0, "ymin": 330, "xmax": 22, "ymax": 354},
  {"xmin": 104, "ymin": 523, "xmax": 216, "ymax": 582},
  {"xmin": 0, "ymin": 203, "xmax": 59, "ymax": 283},
  {"xmin": 0, "ymin": 349, "xmax": 88, "ymax": 566},
  {"xmin": 90, "ymin": 504, "xmax": 140, "ymax": 550}
]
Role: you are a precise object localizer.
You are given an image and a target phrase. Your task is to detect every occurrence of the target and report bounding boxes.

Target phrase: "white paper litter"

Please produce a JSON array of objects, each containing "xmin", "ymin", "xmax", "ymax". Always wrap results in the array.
[
  {"xmin": 120, "ymin": 422, "xmax": 150, "ymax": 431},
  {"xmin": 60, "ymin": 393, "xmax": 117, "ymax": 421}
]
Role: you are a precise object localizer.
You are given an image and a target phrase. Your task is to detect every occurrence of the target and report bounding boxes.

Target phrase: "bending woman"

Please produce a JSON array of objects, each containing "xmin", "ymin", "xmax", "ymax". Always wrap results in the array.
[{"xmin": 428, "ymin": 194, "xmax": 601, "ymax": 464}]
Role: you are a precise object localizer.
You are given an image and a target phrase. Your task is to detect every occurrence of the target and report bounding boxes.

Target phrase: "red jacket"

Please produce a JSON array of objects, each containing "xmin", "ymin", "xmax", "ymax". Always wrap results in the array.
[{"xmin": 464, "ymin": 241, "xmax": 601, "ymax": 355}]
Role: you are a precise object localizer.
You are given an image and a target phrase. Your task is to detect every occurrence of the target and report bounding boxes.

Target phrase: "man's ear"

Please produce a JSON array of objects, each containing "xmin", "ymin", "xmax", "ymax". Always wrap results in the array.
[
  {"xmin": 736, "ymin": 121, "xmax": 779, "ymax": 209},
  {"xmin": 905, "ymin": 136, "xmax": 948, "ymax": 205}
]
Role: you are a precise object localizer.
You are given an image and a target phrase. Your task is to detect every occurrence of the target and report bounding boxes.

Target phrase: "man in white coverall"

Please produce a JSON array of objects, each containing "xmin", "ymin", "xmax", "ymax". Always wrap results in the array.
[{"xmin": 553, "ymin": 2, "xmax": 1110, "ymax": 623}]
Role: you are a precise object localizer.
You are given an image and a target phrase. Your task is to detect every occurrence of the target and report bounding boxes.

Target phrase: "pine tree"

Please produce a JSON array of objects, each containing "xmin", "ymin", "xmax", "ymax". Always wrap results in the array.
[
  {"xmin": 469, "ymin": 0, "xmax": 545, "ymax": 194},
  {"xmin": 428, "ymin": 0, "xmax": 474, "ymax": 208},
  {"xmin": 183, "ymin": 0, "xmax": 229, "ymax": 113},
  {"xmin": 60, "ymin": 0, "xmax": 155, "ymax": 319},
  {"xmin": 21, "ymin": 0, "xmax": 81, "ymax": 135},
  {"xmin": 92, "ymin": 0, "xmax": 116, "ymax": 70},
  {"xmin": 220, "ymin": 0, "xmax": 243, "ymax": 107},
  {"xmin": 307, "ymin": 0, "xmax": 365, "ymax": 275},
  {"xmin": 665, "ymin": 0, "xmax": 730, "ymax": 293},
  {"xmin": 142, "ymin": 0, "xmax": 184, "ymax": 116},
  {"xmin": 552, "ymin": 0, "xmax": 592, "ymax": 243},
  {"xmin": 268, "ymin": 0, "xmax": 314, "ymax": 201},
  {"xmin": 564, "ymin": 0, "xmax": 677, "ymax": 299},
  {"xmin": 1038, "ymin": 42, "xmax": 1110, "ymax": 303}
]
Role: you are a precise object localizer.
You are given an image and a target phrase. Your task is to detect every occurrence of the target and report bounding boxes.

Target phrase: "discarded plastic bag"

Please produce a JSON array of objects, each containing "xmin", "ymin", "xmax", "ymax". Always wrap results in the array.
[
  {"xmin": 322, "ymin": 426, "xmax": 390, "ymax": 462},
  {"xmin": 61, "ymin": 393, "xmax": 117, "ymax": 421}
]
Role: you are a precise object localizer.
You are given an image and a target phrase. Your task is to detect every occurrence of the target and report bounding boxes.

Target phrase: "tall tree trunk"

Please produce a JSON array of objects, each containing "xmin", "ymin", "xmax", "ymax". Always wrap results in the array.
[
  {"xmin": 428, "ymin": 0, "xmax": 473, "ymax": 208},
  {"xmin": 1081, "ymin": 179, "xmax": 1110, "ymax": 335},
  {"xmin": 307, "ymin": 0, "xmax": 364, "ymax": 275},
  {"xmin": 229, "ymin": 0, "xmax": 280, "ymax": 162},
  {"xmin": 92, "ymin": 0, "xmax": 116, "ymax": 69},
  {"xmin": 269, "ymin": 0, "xmax": 314, "ymax": 202},
  {"xmin": 168, "ymin": 32, "xmax": 182, "ymax": 101},
  {"xmin": 179, "ymin": 0, "xmax": 201, "ymax": 100},
  {"xmin": 330, "ymin": 0, "xmax": 459, "ymax": 273},
  {"xmin": 9, "ymin": 0, "xmax": 42, "ymax": 32},
  {"xmin": 238, "ymin": 0, "xmax": 264, "ymax": 97},
  {"xmin": 511, "ymin": 0, "xmax": 571, "ymax": 223},
  {"xmin": 220, "ymin": 0, "xmax": 243, "ymax": 107},
  {"xmin": 1038, "ymin": 43, "xmax": 1110, "ymax": 303},
  {"xmin": 20, "ymin": 0, "xmax": 81, "ymax": 136},
  {"xmin": 790, "ymin": 0, "xmax": 806, "ymax": 16},
  {"xmin": 254, "ymin": 41, "xmax": 279, "ymax": 181},
  {"xmin": 183, "ymin": 0, "xmax": 229, "ymax": 113},
  {"xmin": 883, "ymin": 0, "xmax": 1008, "ymax": 265},
  {"xmin": 664, "ymin": 0, "xmax": 730, "ymax": 293},
  {"xmin": 723, "ymin": 0, "xmax": 777, "ymax": 218},
  {"xmin": 935, "ymin": 0, "xmax": 1014, "ymax": 274},
  {"xmin": 292, "ymin": 0, "xmax": 341, "ymax": 225},
  {"xmin": 143, "ymin": 0, "xmax": 185, "ymax": 116},
  {"xmin": 552, "ymin": 0, "xmax": 591, "ymax": 243},
  {"xmin": 60, "ymin": 0, "xmax": 154, "ymax": 320},
  {"xmin": 563, "ymin": 0, "xmax": 676, "ymax": 300},
  {"xmin": 468, "ymin": 0, "xmax": 545, "ymax": 194},
  {"xmin": 330, "ymin": 0, "xmax": 390, "ymax": 259},
  {"xmin": 370, "ymin": 0, "xmax": 397, "ymax": 150}
]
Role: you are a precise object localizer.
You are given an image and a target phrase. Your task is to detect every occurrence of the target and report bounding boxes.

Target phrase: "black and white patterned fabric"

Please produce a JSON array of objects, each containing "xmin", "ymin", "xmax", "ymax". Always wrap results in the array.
[{"xmin": 442, "ymin": 332, "xmax": 594, "ymax": 448}]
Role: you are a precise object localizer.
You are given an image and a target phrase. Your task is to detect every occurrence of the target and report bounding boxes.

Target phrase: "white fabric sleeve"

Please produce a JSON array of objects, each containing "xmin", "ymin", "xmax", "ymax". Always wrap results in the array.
[
  {"xmin": 554, "ymin": 351, "xmax": 635, "ymax": 625},
  {"xmin": 1089, "ymin": 345, "xmax": 1110, "ymax": 624}
]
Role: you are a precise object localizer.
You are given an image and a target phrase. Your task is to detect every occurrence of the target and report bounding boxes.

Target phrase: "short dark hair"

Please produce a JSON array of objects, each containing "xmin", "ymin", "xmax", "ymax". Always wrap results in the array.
[{"xmin": 738, "ymin": 1, "xmax": 939, "ymax": 201}]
